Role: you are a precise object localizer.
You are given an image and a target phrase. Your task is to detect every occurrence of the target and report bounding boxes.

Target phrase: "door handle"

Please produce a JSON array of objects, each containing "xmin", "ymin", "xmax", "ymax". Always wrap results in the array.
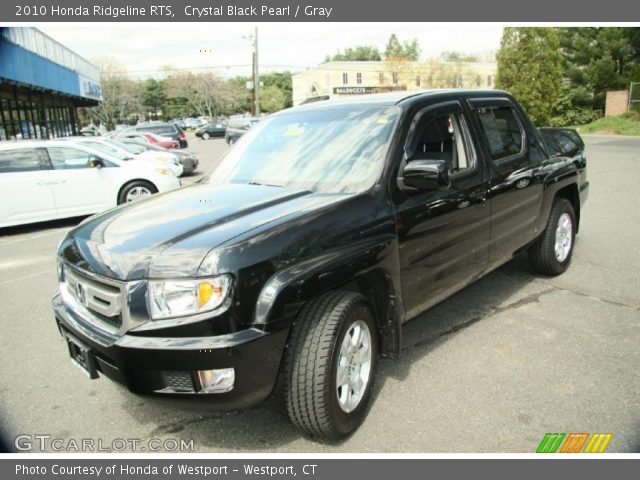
[{"xmin": 36, "ymin": 181, "xmax": 51, "ymax": 186}]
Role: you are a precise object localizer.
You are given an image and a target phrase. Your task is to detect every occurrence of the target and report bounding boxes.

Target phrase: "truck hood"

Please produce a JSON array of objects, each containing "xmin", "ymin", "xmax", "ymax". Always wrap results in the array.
[{"xmin": 59, "ymin": 183, "xmax": 350, "ymax": 280}]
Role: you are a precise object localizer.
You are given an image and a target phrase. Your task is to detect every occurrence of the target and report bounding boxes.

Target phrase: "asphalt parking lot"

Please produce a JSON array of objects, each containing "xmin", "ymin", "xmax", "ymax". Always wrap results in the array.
[{"xmin": 0, "ymin": 135, "xmax": 638, "ymax": 453}]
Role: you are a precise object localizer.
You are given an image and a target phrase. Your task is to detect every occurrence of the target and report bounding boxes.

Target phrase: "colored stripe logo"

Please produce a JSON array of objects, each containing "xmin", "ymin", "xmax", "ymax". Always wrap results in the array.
[{"xmin": 537, "ymin": 433, "xmax": 613, "ymax": 453}]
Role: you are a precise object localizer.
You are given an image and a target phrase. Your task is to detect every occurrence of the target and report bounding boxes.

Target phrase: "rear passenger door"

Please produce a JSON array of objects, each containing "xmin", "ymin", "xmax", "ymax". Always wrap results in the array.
[
  {"xmin": 467, "ymin": 98, "xmax": 546, "ymax": 266},
  {"xmin": 46, "ymin": 146, "xmax": 115, "ymax": 217},
  {"xmin": 0, "ymin": 148, "xmax": 57, "ymax": 227}
]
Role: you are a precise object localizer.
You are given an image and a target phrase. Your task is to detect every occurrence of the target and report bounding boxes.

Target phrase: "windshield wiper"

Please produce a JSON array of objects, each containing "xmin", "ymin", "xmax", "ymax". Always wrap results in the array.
[{"xmin": 248, "ymin": 181, "xmax": 285, "ymax": 188}]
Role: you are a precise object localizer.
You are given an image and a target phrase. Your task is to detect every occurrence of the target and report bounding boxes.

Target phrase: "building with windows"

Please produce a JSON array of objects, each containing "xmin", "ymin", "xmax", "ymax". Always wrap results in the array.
[
  {"xmin": 292, "ymin": 61, "xmax": 497, "ymax": 106},
  {"xmin": 0, "ymin": 27, "xmax": 101, "ymax": 141}
]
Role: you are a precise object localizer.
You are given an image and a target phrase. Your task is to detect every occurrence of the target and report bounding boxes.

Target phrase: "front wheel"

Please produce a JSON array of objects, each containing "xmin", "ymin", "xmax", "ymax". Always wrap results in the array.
[
  {"xmin": 118, "ymin": 181, "xmax": 157, "ymax": 204},
  {"xmin": 528, "ymin": 198, "xmax": 577, "ymax": 275},
  {"xmin": 283, "ymin": 291, "xmax": 378, "ymax": 440},
  {"xmin": 202, "ymin": 132, "xmax": 210, "ymax": 140}
]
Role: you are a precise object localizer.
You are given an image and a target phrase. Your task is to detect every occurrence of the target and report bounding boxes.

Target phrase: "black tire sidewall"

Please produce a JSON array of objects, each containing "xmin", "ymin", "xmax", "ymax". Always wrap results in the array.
[
  {"xmin": 326, "ymin": 301, "xmax": 378, "ymax": 437},
  {"xmin": 118, "ymin": 181, "xmax": 156, "ymax": 204},
  {"xmin": 544, "ymin": 199, "xmax": 577, "ymax": 274}
]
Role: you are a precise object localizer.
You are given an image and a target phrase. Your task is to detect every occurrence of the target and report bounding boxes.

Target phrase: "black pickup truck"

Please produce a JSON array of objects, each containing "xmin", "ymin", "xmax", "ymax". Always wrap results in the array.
[{"xmin": 53, "ymin": 90, "xmax": 588, "ymax": 440}]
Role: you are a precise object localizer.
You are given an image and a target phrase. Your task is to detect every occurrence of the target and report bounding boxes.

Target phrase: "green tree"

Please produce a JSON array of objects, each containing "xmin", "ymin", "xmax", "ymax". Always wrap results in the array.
[
  {"xmin": 558, "ymin": 27, "xmax": 639, "ymax": 112},
  {"xmin": 141, "ymin": 78, "xmax": 166, "ymax": 120},
  {"xmin": 260, "ymin": 85, "xmax": 287, "ymax": 113},
  {"xmin": 261, "ymin": 71, "xmax": 293, "ymax": 108},
  {"xmin": 325, "ymin": 45, "xmax": 382, "ymax": 62},
  {"xmin": 384, "ymin": 34, "xmax": 420, "ymax": 61},
  {"xmin": 439, "ymin": 51, "xmax": 479, "ymax": 63},
  {"xmin": 496, "ymin": 27, "xmax": 563, "ymax": 125}
]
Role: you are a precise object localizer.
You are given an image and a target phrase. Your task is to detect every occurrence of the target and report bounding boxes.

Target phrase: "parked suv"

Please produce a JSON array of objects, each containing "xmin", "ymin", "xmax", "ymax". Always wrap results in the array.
[
  {"xmin": 120, "ymin": 123, "xmax": 188, "ymax": 148},
  {"xmin": 53, "ymin": 90, "xmax": 588, "ymax": 440}
]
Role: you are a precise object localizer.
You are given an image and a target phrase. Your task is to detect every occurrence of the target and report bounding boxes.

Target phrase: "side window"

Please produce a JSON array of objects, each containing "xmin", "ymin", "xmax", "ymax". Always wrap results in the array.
[
  {"xmin": 48, "ymin": 147, "xmax": 95, "ymax": 170},
  {"xmin": 149, "ymin": 126, "xmax": 174, "ymax": 136},
  {"xmin": 552, "ymin": 131, "xmax": 578, "ymax": 156},
  {"xmin": 409, "ymin": 113, "xmax": 474, "ymax": 174},
  {"xmin": 0, "ymin": 148, "xmax": 43, "ymax": 173},
  {"xmin": 475, "ymin": 106, "xmax": 524, "ymax": 161}
]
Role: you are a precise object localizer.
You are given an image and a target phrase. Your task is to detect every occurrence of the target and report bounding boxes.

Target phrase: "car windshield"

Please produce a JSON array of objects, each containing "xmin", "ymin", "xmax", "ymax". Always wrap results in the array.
[
  {"xmin": 78, "ymin": 141, "xmax": 129, "ymax": 161},
  {"xmin": 205, "ymin": 106, "xmax": 399, "ymax": 193},
  {"xmin": 107, "ymin": 139, "xmax": 142, "ymax": 155}
]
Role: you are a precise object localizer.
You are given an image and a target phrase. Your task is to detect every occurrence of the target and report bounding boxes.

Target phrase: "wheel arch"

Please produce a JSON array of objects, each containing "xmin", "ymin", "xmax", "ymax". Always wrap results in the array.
[
  {"xmin": 554, "ymin": 183, "xmax": 580, "ymax": 232},
  {"xmin": 255, "ymin": 249, "xmax": 403, "ymax": 360},
  {"xmin": 117, "ymin": 179, "xmax": 158, "ymax": 204}
]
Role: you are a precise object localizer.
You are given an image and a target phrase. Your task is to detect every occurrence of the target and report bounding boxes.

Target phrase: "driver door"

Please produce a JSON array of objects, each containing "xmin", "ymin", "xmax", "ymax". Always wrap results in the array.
[{"xmin": 394, "ymin": 101, "xmax": 491, "ymax": 320}]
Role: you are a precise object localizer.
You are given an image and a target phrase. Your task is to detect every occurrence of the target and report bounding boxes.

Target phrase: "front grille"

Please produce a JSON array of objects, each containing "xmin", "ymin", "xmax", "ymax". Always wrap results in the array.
[{"xmin": 63, "ymin": 267, "xmax": 124, "ymax": 333}]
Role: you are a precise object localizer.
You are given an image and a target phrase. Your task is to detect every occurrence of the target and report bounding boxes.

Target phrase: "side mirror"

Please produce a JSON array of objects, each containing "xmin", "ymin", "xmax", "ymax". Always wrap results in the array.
[
  {"xmin": 403, "ymin": 159, "xmax": 450, "ymax": 190},
  {"xmin": 89, "ymin": 157, "xmax": 104, "ymax": 169}
]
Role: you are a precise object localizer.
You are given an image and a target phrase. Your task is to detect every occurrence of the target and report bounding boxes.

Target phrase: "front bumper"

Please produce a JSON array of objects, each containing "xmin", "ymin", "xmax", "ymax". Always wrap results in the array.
[
  {"xmin": 53, "ymin": 294, "xmax": 288, "ymax": 409},
  {"xmin": 180, "ymin": 157, "xmax": 198, "ymax": 174}
]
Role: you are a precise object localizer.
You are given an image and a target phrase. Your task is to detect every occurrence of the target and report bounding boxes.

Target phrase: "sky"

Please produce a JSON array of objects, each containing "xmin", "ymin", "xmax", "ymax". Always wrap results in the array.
[{"xmin": 40, "ymin": 23, "xmax": 504, "ymax": 78}]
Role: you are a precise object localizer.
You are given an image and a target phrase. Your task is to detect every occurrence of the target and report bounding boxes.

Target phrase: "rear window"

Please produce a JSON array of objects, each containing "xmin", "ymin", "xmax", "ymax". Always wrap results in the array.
[
  {"xmin": 139, "ymin": 125, "xmax": 177, "ymax": 136},
  {"xmin": 475, "ymin": 106, "xmax": 524, "ymax": 161},
  {"xmin": 0, "ymin": 148, "xmax": 42, "ymax": 173}
]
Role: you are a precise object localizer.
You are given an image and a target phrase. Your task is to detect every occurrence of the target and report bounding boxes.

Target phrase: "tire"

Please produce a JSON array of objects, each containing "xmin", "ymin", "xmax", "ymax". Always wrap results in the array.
[
  {"xmin": 202, "ymin": 132, "xmax": 210, "ymax": 140},
  {"xmin": 528, "ymin": 198, "xmax": 577, "ymax": 275},
  {"xmin": 283, "ymin": 291, "xmax": 378, "ymax": 440},
  {"xmin": 117, "ymin": 180, "xmax": 157, "ymax": 205}
]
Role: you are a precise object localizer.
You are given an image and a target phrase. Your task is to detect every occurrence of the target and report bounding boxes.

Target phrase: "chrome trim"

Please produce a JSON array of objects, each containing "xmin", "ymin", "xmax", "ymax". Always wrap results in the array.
[
  {"xmin": 59, "ymin": 262, "xmax": 148, "ymax": 338},
  {"xmin": 115, "ymin": 328, "xmax": 266, "ymax": 350}
]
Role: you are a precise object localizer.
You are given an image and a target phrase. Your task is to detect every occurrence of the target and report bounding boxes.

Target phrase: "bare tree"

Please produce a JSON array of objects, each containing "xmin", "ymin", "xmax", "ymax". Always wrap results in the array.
[
  {"xmin": 165, "ymin": 71, "xmax": 248, "ymax": 118},
  {"xmin": 83, "ymin": 57, "xmax": 143, "ymax": 128}
]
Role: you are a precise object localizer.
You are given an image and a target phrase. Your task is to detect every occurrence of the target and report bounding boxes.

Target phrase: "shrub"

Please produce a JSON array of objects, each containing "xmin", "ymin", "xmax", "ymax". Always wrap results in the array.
[{"xmin": 548, "ymin": 109, "xmax": 604, "ymax": 127}]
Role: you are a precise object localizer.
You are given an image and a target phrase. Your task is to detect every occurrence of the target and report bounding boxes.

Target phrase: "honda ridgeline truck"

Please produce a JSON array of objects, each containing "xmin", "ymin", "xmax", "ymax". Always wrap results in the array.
[{"xmin": 54, "ymin": 90, "xmax": 588, "ymax": 440}]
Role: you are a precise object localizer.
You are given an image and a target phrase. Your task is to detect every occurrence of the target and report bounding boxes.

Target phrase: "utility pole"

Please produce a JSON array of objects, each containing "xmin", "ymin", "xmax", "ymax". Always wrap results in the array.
[
  {"xmin": 245, "ymin": 27, "xmax": 260, "ymax": 116},
  {"xmin": 253, "ymin": 26, "xmax": 260, "ymax": 116}
]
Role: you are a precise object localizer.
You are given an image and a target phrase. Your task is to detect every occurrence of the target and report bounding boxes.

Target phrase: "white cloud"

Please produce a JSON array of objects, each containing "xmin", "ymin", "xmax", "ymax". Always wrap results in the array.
[{"xmin": 39, "ymin": 23, "xmax": 504, "ymax": 78}]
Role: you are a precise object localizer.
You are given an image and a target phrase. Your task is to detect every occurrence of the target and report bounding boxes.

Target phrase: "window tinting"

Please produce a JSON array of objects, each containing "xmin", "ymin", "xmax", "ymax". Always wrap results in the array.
[
  {"xmin": 136, "ymin": 125, "xmax": 176, "ymax": 136},
  {"xmin": 0, "ymin": 149, "xmax": 42, "ymax": 173},
  {"xmin": 475, "ymin": 106, "xmax": 523, "ymax": 161},
  {"xmin": 553, "ymin": 131, "xmax": 579, "ymax": 155},
  {"xmin": 409, "ymin": 114, "xmax": 472, "ymax": 173}
]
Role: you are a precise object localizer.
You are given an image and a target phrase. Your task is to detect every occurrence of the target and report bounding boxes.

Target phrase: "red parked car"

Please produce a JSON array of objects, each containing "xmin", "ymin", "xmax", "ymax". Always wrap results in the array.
[{"xmin": 124, "ymin": 132, "xmax": 180, "ymax": 149}]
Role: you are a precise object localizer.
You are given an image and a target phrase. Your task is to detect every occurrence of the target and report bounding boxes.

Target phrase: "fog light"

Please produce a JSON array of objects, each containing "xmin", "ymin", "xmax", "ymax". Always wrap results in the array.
[{"xmin": 195, "ymin": 368, "xmax": 235, "ymax": 393}]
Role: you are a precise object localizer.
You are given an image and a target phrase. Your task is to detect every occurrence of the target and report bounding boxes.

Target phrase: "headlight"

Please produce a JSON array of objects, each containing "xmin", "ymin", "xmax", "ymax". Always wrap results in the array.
[
  {"xmin": 155, "ymin": 168, "xmax": 170, "ymax": 175},
  {"xmin": 148, "ymin": 275, "xmax": 232, "ymax": 320}
]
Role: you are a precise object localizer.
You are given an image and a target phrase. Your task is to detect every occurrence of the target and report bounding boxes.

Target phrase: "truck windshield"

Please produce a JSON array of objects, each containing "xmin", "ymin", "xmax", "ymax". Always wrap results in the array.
[{"xmin": 206, "ymin": 106, "xmax": 400, "ymax": 193}]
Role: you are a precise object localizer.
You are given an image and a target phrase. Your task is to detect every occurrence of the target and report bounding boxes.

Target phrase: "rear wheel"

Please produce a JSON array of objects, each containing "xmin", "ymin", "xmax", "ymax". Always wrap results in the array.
[
  {"xmin": 118, "ymin": 181, "xmax": 157, "ymax": 204},
  {"xmin": 283, "ymin": 291, "xmax": 378, "ymax": 440},
  {"xmin": 528, "ymin": 198, "xmax": 577, "ymax": 275},
  {"xmin": 202, "ymin": 132, "xmax": 210, "ymax": 140}
]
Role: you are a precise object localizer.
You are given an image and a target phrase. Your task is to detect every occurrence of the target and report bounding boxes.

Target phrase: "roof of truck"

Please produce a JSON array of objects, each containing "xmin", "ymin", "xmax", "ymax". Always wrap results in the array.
[{"xmin": 287, "ymin": 89, "xmax": 511, "ymax": 114}]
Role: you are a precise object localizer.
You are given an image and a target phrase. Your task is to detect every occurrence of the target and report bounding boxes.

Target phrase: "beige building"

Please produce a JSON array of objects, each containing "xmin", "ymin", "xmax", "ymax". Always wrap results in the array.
[{"xmin": 292, "ymin": 61, "xmax": 497, "ymax": 106}]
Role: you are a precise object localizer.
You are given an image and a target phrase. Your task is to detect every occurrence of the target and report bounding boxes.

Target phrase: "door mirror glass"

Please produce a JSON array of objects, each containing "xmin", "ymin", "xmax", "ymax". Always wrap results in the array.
[{"xmin": 403, "ymin": 159, "xmax": 450, "ymax": 190}]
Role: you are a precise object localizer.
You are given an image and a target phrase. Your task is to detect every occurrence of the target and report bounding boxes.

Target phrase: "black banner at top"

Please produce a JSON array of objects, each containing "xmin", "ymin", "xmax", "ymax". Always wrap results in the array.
[{"xmin": 3, "ymin": 0, "xmax": 640, "ymax": 22}]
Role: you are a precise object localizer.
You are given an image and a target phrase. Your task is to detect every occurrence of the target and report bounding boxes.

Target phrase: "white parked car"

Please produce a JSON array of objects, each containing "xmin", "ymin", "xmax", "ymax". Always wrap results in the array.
[
  {"xmin": 0, "ymin": 140, "xmax": 180, "ymax": 228},
  {"xmin": 62, "ymin": 137, "xmax": 184, "ymax": 177}
]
